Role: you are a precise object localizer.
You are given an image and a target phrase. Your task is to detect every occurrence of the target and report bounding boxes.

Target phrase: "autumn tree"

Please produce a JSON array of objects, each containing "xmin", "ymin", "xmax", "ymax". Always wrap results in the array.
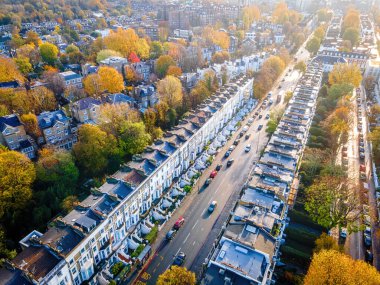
[
  {"xmin": 0, "ymin": 148, "xmax": 35, "ymax": 219},
  {"xmin": 36, "ymin": 148, "xmax": 79, "ymax": 189},
  {"xmin": 342, "ymin": 8, "xmax": 360, "ymax": 33},
  {"xmin": 150, "ymin": 41, "xmax": 163, "ymax": 59},
  {"xmin": 20, "ymin": 113, "xmax": 41, "ymax": 139},
  {"xmin": 103, "ymin": 28, "xmax": 150, "ymax": 59},
  {"xmin": 0, "ymin": 56, "xmax": 24, "ymax": 83},
  {"xmin": 304, "ymin": 250, "xmax": 380, "ymax": 285},
  {"xmin": 166, "ymin": 66, "xmax": 182, "ymax": 77},
  {"xmin": 306, "ymin": 37, "xmax": 321, "ymax": 54},
  {"xmin": 305, "ymin": 175, "xmax": 361, "ymax": 230},
  {"xmin": 294, "ymin": 61, "xmax": 306, "ymax": 73},
  {"xmin": 16, "ymin": 44, "xmax": 41, "ymax": 67},
  {"xmin": 73, "ymin": 124, "xmax": 122, "ymax": 177},
  {"xmin": 14, "ymin": 56, "xmax": 33, "ymax": 75},
  {"xmin": 211, "ymin": 51, "xmax": 230, "ymax": 64},
  {"xmin": 155, "ymin": 55, "xmax": 176, "ymax": 78},
  {"xmin": 328, "ymin": 63, "xmax": 362, "ymax": 87},
  {"xmin": 157, "ymin": 75, "xmax": 183, "ymax": 109},
  {"xmin": 96, "ymin": 49, "xmax": 123, "ymax": 63},
  {"xmin": 317, "ymin": 8, "xmax": 332, "ymax": 23},
  {"xmin": 124, "ymin": 66, "xmax": 142, "ymax": 84},
  {"xmin": 342, "ymin": 27, "xmax": 360, "ymax": 47},
  {"xmin": 84, "ymin": 67, "xmax": 124, "ymax": 96},
  {"xmin": 61, "ymin": 195, "xmax": 79, "ymax": 213},
  {"xmin": 118, "ymin": 121, "xmax": 151, "ymax": 156},
  {"xmin": 143, "ymin": 108, "xmax": 163, "ymax": 140},
  {"xmin": 39, "ymin": 42, "xmax": 59, "ymax": 65},
  {"xmin": 242, "ymin": 5, "xmax": 260, "ymax": 30},
  {"xmin": 272, "ymin": 2, "xmax": 301, "ymax": 24},
  {"xmin": 202, "ymin": 26, "xmax": 230, "ymax": 50},
  {"xmin": 42, "ymin": 70, "xmax": 66, "ymax": 97},
  {"xmin": 314, "ymin": 233, "xmax": 341, "ymax": 253},
  {"xmin": 30, "ymin": 86, "xmax": 57, "ymax": 113},
  {"xmin": 157, "ymin": 266, "xmax": 196, "ymax": 285}
]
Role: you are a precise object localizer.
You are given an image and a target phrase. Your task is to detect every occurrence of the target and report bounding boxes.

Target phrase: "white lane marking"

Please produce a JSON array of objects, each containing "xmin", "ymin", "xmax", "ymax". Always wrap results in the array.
[
  {"xmin": 193, "ymin": 241, "xmax": 196, "ymax": 246},
  {"xmin": 183, "ymin": 233, "xmax": 190, "ymax": 244},
  {"xmin": 192, "ymin": 219, "xmax": 199, "ymax": 230},
  {"xmin": 175, "ymin": 247, "xmax": 181, "ymax": 257}
]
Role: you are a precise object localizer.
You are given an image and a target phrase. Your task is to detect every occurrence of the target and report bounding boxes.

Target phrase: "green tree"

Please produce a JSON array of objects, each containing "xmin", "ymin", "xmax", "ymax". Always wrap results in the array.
[
  {"xmin": 157, "ymin": 266, "xmax": 196, "ymax": 285},
  {"xmin": 0, "ymin": 227, "xmax": 16, "ymax": 260},
  {"xmin": 61, "ymin": 195, "xmax": 78, "ymax": 213},
  {"xmin": 73, "ymin": 124, "xmax": 122, "ymax": 177},
  {"xmin": 119, "ymin": 122, "xmax": 151, "ymax": 156},
  {"xmin": 155, "ymin": 55, "xmax": 176, "ymax": 78},
  {"xmin": 150, "ymin": 41, "xmax": 163, "ymax": 59},
  {"xmin": 39, "ymin": 42, "xmax": 59, "ymax": 65},
  {"xmin": 342, "ymin": 27, "xmax": 360, "ymax": 47},
  {"xmin": 306, "ymin": 37, "xmax": 321, "ymax": 54},
  {"xmin": 0, "ymin": 148, "xmax": 35, "ymax": 219},
  {"xmin": 14, "ymin": 56, "xmax": 33, "ymax": 75},
  {"xmin": 96, "ymin": 49, "xmax": 123, "ymax": 63}
]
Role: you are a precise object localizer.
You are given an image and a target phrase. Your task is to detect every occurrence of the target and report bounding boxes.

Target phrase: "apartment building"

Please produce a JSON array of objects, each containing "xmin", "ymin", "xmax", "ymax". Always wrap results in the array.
[
  {"xmin": 201, "ymin": 62, "xmax": 323, "ymax": 285},
  {"xmin": 6, "ymin": 75, "xmax": 253, "ymax": 285}
]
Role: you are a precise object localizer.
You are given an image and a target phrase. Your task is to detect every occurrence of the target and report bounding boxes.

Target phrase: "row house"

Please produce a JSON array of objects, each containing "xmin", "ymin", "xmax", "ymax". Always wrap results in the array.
[
  {"xmin": 7, "ymin": 75, "xmax": 253, "ymax": 285},
  {"xmin": 38, "ymin": 110, "xmax": 78, "ymax": 150},
  {"xmin": 201, "ymin": 62, "xmax": 323, "ymax": 285},
  {"xmin": 319, "ymin": 50, "xmax": 369, "ymax": 71},
  {"xmin": 0, "ymin": 114, "xmax": 36, "ymax": 159}
]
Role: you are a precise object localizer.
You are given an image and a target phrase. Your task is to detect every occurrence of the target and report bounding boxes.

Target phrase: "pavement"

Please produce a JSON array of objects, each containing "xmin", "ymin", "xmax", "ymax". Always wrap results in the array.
[{"xmin": 130, "ymin": 45, "xmax": 310, "ymax": 285}]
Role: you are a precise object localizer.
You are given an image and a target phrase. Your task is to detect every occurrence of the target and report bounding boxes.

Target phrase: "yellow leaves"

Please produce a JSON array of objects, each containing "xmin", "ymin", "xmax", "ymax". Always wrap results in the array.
[
  {"xmin": 242, "ymin": 5, "xmax": 261, "ymax": 30},
  {"xmin": 343, "ymin": 8, "xmax": 360, "ymax": 32},
  {"xmin": 166, "ymin": 66, "xmax": 182, "ymax": 77},
  {"xmin": 84, "ymin": 66, "xmax": 124, "ymax": 96},
  {"xmin": 157, "ymin": 266, "xmax": 196, "ymax": 285},
  {"xmin": 103, "ymin": 28, "xmax": 150, "ymax": 60},
  {"xmin": 0, "ymin": 56, "xmax": 25, "ymax": 83},
  {"xmin": 157, "ymin": 75, "xmax": 183, "ymax": 109},
  {"xmin": 202, "ymin": 26, "xmax": 230, "ymax": 50},
  {"xmin": 328, "ymin": 63, "xmax": 362, "ymax": 87},
  {"xmin": 304, "ymin": 250, "xmax": 380, "ymax": 285}
]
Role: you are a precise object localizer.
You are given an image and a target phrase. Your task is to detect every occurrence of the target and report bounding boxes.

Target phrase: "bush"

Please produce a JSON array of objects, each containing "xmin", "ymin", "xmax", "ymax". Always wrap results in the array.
[
  {"xmin": 284, "ymin": 227, "xmax": 318, "ymax": 248},
  {"xmin": 288, "ymin": 210, "xmax": 326, "ymax": 231},
  {"xmin": 131, "ymin": 244, "xmax": 145, "ymax": 258},
  {"xmin": 183, "ymin": 185, "xmax": 192, "ymax": 193},
  {"xmin": 111, "ymin": 262, "xmax": 125, "ymax": 276},
  {"xmin": 145, "ymin": 225, "xmax": 158, "ymax": 244}
]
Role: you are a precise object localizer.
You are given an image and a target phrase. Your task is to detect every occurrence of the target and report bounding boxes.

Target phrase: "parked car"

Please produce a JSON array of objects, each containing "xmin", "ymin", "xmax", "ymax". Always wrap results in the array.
[
  {"xmin": 245, "ymin": 145, "xmax": 251, "ymax": 152},
  {"xmin": 239, "ymin": 131, "xmax": 244, "ymax": 138},
  {"xmin": 248, "ymin": 118, "xmax": 254, "ymax": 124},
  {"xmin": 208, "ymin": 201, "xmax": 217, "ymax": 213},
  {"xmin": 173, "ymin": 252, "xmax": 186, "ymax": 266},
  {"xmin": 364, "ymin": 234, "xmax": 372, "ymax": 248},
  {"xmin": 258, "ymin": 114, "xmax": 263, "ymax": 119},
  {"xmin": 245, "ymin": 134, "xmax": 251, "ymax": 140},
  {"xmin": 210, "ymin": 170, "xmax": 218, "ymax": 178},
  {"xmin": 205, "ymin": 178, "xmax": 212, "ymax": 186},
  {"xmin": 233, "ymin": 139, "xmax": 240, "ymax": 145},
  {"xmin": 224, "ymin": 151, "xmax": 231, "ymax": 158},
  {"xmin": 340, "ymin": 228, "xmax": 347, "ymax": 239},
  {"xmin": 265, "ymin": 114, "xmax": 270, "ymax": 119},
  {"xmin": 166, "ymin": 229, "xmax": 176, "ymax": 240},
  {"xmin": 216, "ymin": 164, "xmax": 223, "ymax": 171},
  {"xmin": 360, "ymin": 172, "xmax": 366, "ymax": 181},
  {"xmin": 365, "ymin": 250, "xmax": 373, "ymax": 263},
  {"xmin": 360, "ymin": 152, "xmax": 365, "ymax": 160},
  {"xmin": 258, "ymin": 124, "xmax": 263, "ymax": 131},
  {"xmin": 227, "ymin": 159, "xmax": 234, "ymax": 167},
  {"xmin": 228, "ymin": 145, "xmax": 235, "ymax": 152},
  {"xmin": 242, "ymin": 125, "xmax": 249, "ymax": 132},
  {"xmin": 173, "ymin": 217, "xmax": 185, "ymax": 230}
]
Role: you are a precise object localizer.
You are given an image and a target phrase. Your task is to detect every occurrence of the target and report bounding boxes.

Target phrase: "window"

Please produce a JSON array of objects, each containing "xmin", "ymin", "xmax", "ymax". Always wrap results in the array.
[
  {"xmin": 69, "ymin": 259, "xmax": 74, "ymax": 265},
  {"xmin": 74, "ymin": 276, "xmax": 80, "ymax": 285},
  {"xmin": 60, "ymin": 281, "xmax": 65, "ymax": 285},
  {"xmin": 93, "ymin": 246, "xmax": 97, "ymax": 252},
  {"xmin": 80, "ymin": 248, "xmax": 85, "ymax": 253},
  {"xmin": 71, "ymin": 267, "xmax": 77, "ymax": 275}
]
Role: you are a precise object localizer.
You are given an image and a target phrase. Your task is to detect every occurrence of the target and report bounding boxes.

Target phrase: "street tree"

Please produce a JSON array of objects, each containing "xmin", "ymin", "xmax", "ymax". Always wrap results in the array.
[
  {"xmin": 343, "ymin": 27, "xmax": 360, "ymax": 47},
  {"xmin": 328, "ymin": 63, "xmax": 362, "ymax": 87},
  {"xmin": 306, "ymin": 37, "xmax": 321, "ymax": 54},
  {"xmin": 157, "ymin": 266, "xmax": 196, "ymax": 285},
  {"xmin": 314, "ymin": 233, "xmax": 341, "ymax": 253}
]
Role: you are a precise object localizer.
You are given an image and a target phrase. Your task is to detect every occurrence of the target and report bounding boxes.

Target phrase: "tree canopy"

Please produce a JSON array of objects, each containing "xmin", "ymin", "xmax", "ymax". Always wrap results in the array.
[
  {"xmin": 328, "ymin": 63, "xmax": 362, "ymax": 87},
  {"xmin": 157, "ymin": 266, "xmax": 196, "ymax": 285},
  {"xmin": 157, "ymin": 75, "xmax": 183, "ymax": 109},
  {"xmin": 39, "ymin": 42, "xmax": 59, "ymax": 65}
]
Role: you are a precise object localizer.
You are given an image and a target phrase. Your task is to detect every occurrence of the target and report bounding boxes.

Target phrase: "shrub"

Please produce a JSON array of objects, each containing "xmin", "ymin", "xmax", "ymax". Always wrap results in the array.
[
  {"xmin": 111, "ymin": 262, "xmax": 124, "ymax": 276},
  {"xmin": 131, "ymin": 244, "xmax": 145, "ymax": 258},
  {"xmin": 145, "ymin": 225, "xmax": 159, "ymax": 244},
  {"xmin": 183, "ymin": 185, "xmax": 192, "ymax": 193}
]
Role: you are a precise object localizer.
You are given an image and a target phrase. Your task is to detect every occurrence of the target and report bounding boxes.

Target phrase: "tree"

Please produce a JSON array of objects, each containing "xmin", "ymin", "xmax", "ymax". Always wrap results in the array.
[
  {"xmin": 343, "ymin": 27, "xmax": 360, "ymax": 47},
  {"xmin": 305, "ymin": 175, "xmax": 361, "ymax": 230},
  {"xmin": 306, "ymin": 37, "xmax": 321, "ymax": 54},
  {"xmin": 317, "ymin": 8, "xmax": 332, "ymax": 23},
  {"xmin": 157, "ymin": 75, "xmax": 183, "ymax": 109},
  {"xmin": 150, "ymin": 41, "xmax": 163, "ymax": 59},
  {"xmin": 202, "ymin": 26, "xmax": 230, "ymax": 50},
  {"xmin": 128, "ymin": 51, "xmax": 140, "ymax": 63},
  {"xmin": 30, "ymin": 87, "xmax": 57, "ymax": 113},
  {"xmin": 61, "ymin": 195, "xmax": 78, "ymax": 213},
  {"xmin": 314, "ymin": 26, "xmax": 326, "ymax": 40},
  {"xmin": 155, "ymin": 55, "xmax": 176, "ymax": 78},
  {"xmin": 42, "ymin": 70, "xmax": 66, "ymax": 97},
  {"xmin": 211, "ymin": 51, "xmax": 230, "ymax": 64},
  {"xmin": 0, "ymin": 56, "xmax": 24, "ymax": 83},
  {"xmin": 143, "ymin": 108, "xmax": 163, "ymax": 140},
  {"xmin": 83, "ymin": 73, "xmax": 103, "ymax": 97},
  {"xmin": 25, "ymin": 30, "xmax": 41, "ymax": 46},
  {"xmin": 242, "ymin": 5, "xmax": 260, "ymax": 30},
  {"xmin": 166, "ymin": 66, "xmax": 182, "ymax": 77},
  {"xmin": 0, "ymin": 148, "xmax": 35, "ymax": 219},
  {"xmin": 39, "ymin": 42, "xmax": 59, "ymax": 65},
  {"xmin": 73, "ymin": 124, "xmax": 122, "ymax": 177},
  {"xmin": 36, "ymin": 148, "xmax": 79, "ymax": 189},
  {"xmin": 157, "ymin": 266, "xmax": 196, "ymax": 285},
  {"xmin": 342, "ymin": 8, "xmax": 360, "ymax": 32},
  {"xmin": 314, "ymin": 233, "xmax": 341, "ymax": 253},
  {"xmin": 124, "ymin": 66, "xmax": 142, "ymax": 84},
  {"xmin": 20, "ymin": 113, "xmax": 41, "ymax": 139},
  {"xmin": 328, "ymin": 63, "xmax": 362, "ymax": 87},
  {"xmin": 98, "ymin": 66, "xmax": 124, "ymax": 93},
  {"xmin": 304, "ymin": 250, "xmax": 380, "ymax": 285},
  {"xmin": 103, "ymin": 28, "xmax": 150, "ymax": 59},
  {"xmin": 16, "ymin": 44, "xmax": 41, "ymax": 67},
  {"xmin": 14, "ymin": 56, "xmax": 33, "ymax": 75},
  {"xmin": 118, "ymin": 121, "xmax": 151, "ymax": 156},
  {"xmin": 294, "ymin": 61, "xmax": 306, "ymax": 73},
  {"xmin": 96, "ymin": 49, "xmax": 123, "ymax": 63}
]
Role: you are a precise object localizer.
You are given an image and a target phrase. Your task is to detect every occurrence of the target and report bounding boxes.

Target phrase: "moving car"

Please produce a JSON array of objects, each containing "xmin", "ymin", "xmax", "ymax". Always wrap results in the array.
[
  {"xmin": 227, "ymin": 159, "xmax": 234, "ymax": 167},
  {"xmin": 210, "ymin": 170, "xmax": 218, "ymax": 178},
  {"xmin": 245, "ymin": 134, "xmax": 251, "ymax": 140},
  {"xmin": 216, "ymin": 164, "xmax": 223, "ymax": 171},
  {"xmin": 173, "ymin": 252, "xmax": 186, "ymax": 266},
  {"xmin": 166, "ymin": 229, "xmax": 176, "ymax": 240},
  {"xmin": 258, "ymin": 124, "xmax": 263, "ymax": 131},
  {"xmin": 173, "ymin": 217, "xmax": 185, "ymax": 230},
  {"xmin": 208, "ymin": 201, "xmax": 217, "ymax": 213},
  {"xmin": 245, "ymin": 145, "xmax": 251, "ymax": 152}
]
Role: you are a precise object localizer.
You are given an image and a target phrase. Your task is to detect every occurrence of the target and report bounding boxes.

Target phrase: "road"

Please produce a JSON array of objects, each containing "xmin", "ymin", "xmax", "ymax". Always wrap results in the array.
[{"xmin": 132, "ymin": 46, "xmax": 310, "ymax": 285}]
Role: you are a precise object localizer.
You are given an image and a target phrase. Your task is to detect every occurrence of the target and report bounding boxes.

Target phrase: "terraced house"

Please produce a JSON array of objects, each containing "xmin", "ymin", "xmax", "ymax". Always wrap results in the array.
[
  {"xmin": 201, "ymin": 62, "xmax": 323, "ymax": 285},
  {"xmin": 2, "ymin": 75, "xmax": 254, "ymax": 285}
]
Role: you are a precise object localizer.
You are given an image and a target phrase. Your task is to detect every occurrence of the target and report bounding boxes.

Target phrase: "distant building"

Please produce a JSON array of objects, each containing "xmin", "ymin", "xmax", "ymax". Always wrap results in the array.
[
  {"xmin": 134, "ymin": 85, "xmax": 158, "ymax": 110},
  {"xmin": 99, "ymin": 56, "xmax": 128, "ymax": 74},
  {"xmin": 59, "ymin": 71, "xmax": 83, "ymax": 89},
  {"xmin": 131, "ymin": 62, "xmax": 152, "ymax": 82}
]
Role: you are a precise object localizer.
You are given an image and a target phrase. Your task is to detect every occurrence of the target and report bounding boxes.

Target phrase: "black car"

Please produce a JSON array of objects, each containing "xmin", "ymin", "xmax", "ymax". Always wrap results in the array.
[
  {"xmin": 225, "ymin": 151, "xmax": 231, "ymax": 158},
  {"xmin": 173, "ymin": 252, "xmax": 186, "ymax": 266},
  {"xmin": 216, "ymin": 164, "xmax": 223, "ymax": 171},
  {"xmin": 245, "ymin": 134, "xmax": 251, "ymax": 139},
  {"xmin": 258, "ymin": 114, "xmax": 262, "ymax": 119},
  {"xmin": 239, "ymin": 132, "xmax": 244, "ymax": 138},
  {"xmin": 227, "ymin": 159, "xmax": 234, "ymax": 167},
  {"xmin": 258, "ymin": 124, "xmax": 263, "ymax": 131},
  {"xmin": 365, "ymin": 250, "xmax": 374, "ymax": 263},
  {"xmin": 233, "ymin": 139, "xmax": 240, "ymax": 145}
]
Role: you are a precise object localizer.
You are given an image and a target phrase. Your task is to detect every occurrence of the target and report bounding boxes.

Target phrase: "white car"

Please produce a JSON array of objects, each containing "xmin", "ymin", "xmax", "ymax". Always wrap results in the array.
[{"xmin": 245, "ymin": 145, "xmax": 251, "ymax": 152}]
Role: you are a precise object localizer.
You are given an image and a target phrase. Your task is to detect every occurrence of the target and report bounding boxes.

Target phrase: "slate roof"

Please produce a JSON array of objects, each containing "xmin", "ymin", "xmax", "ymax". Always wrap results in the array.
[
  {"xmin": 59, "ymin": 71, "xmax": 82, "ymax": 81},
  {"xmin": 0, "ymin": 114, "xmax": 22, "ymax": 132},
  {"xmin": 75, "ymin": 97, "xmax": 101, "ymax": 110},
  {"xmin": 38, "ymin": 110, "xmax": 68, "ymax": 129},
  {"xmin": 105, "ymin": 93, "xmax": 136, "ymax": 105}
]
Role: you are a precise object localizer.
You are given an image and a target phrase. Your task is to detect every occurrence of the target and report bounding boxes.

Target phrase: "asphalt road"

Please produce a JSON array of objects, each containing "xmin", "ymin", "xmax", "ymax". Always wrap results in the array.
[{"xmin": 133, "ymin": 45, "xmax": 310, "ymax": 285}]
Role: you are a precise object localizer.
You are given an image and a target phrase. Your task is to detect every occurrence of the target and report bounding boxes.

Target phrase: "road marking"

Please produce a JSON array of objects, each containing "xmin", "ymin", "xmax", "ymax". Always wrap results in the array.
[
  {"xmin": 192, "ymin": 219, "xmax": 199, "ymax": 230},
  {"xmin": 175, "ymin": 247, "xmax": 181, "ymax": 257},
  {"xmin": 183, "ymin": 233, "xmax": 190, "ymax": 244},
  {"xmin": 193, "ymin": 241, "xmax": 196, "ymax": 246}
]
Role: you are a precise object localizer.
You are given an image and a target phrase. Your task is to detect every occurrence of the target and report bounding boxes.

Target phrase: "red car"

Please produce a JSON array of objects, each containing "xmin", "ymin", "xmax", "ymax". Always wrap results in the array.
[
  {"xmin": 174, "ymin": 217, "xmax": 185, "ymax": 230},
  {"xmin": 210, "ymin": 170, "xmax": 218, "ymax": 178},
  {"xmin": 360, "ymin": 164, "xmax": 366, "ymax": 172}
]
